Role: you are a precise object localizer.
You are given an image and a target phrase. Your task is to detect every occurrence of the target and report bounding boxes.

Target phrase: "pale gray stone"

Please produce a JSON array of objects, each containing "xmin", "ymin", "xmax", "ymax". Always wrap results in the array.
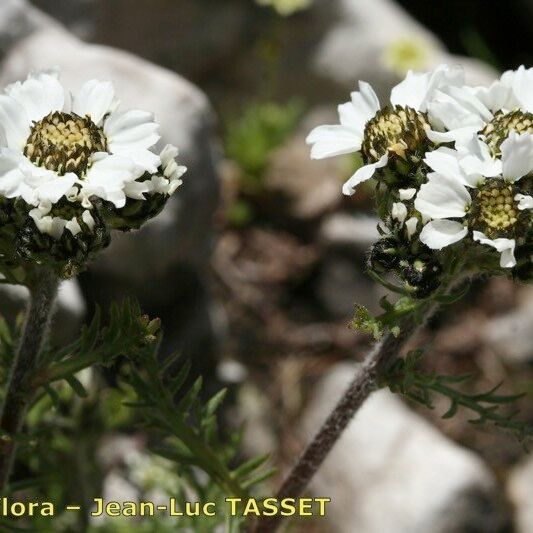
[
  {"xmin": 301, "ymin": 363, "xmax": 509, "ymax": 533},
  {"xmin": 483, "ymin": 287, "xmax": 533, "ymax": 365},
  {"xmin": 508, "ymin": 455, "xmax": 533, "ymax": 533},
  {"xmin": 319, "ymin": 213, "xmax": 380, "ymax": 249}
]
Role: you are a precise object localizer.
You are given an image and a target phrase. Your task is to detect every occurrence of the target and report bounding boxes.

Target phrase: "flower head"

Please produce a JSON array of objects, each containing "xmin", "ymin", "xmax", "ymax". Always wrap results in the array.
[
  {"xmin": 381, "ymin": 37, "xmax": 434, "ymax": 77},
  {"xmin": 306, "ymin": 65, "xmax": 464, "ymax": 196},
  {"xmin": 307, "ymin": 63, "xmax": 533, "ymax": 293},
  {"xmin": 0, "ymin": 69, "xmax": 186, "ymax": 278},
  {"xmin": 427, "ymin": 65, "xmax": 533, "ymax": 149},
  {"xmin": 415, "ymin": 132, "xmax": 533, "ymax": 268}
]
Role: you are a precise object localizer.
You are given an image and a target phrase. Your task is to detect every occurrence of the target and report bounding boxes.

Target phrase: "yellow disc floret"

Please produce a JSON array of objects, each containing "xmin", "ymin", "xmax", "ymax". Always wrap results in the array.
[
  {"xmin": 361, "ymin": 105, "xmax": 430, "ymax": 164},
  {"xmin": 470, "ymin": 180, "xmax": 519, "ymax": 238},
  {"xmin": 24, "ymin": 111, "xmax": 107, "ymax": 176},
  {"xmin": 482, "ymin": 110, "xmax": 533, "ymax": 156}
]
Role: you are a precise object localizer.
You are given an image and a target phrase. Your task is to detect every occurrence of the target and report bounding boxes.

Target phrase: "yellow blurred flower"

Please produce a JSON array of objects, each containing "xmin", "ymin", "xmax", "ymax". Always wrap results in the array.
[
  {"xmin": 256, "ymin": 0, "xmax": 313, "ymax": 16},
  {"xmin": 382, "ymin": 37, "xmax": 434, "ymax": 76}
]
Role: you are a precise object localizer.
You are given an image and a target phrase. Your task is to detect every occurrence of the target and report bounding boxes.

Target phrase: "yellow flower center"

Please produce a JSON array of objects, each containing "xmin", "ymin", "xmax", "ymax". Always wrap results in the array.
[
  {"xmin": 471, "ymin": 181, "xmax": 519, "ymax": 237},
  {"xmin": 362, "ymin": 106, "xmax": 430, "ymax": 164},
  {"xmin": 24, "ymin": 111, "xmax": 107, "ymax": 176},
  {"xmin": 482, "ymin": 110, "xmax": 533, "ymax": 156}
]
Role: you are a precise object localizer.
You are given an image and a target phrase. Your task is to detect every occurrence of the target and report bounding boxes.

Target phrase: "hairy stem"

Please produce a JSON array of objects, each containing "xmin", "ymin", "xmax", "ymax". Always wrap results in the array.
[
  {"xmin": 254, "ymin": 305, "xmax": 435, "ymax": 533},
  {"xmin": 0, "ymin": 270, "xmax": 58, "ymax": 491}
]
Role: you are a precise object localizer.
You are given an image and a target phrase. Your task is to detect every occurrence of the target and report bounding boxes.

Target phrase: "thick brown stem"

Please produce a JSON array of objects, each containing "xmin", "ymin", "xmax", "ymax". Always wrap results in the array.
[
  {"xmin": 254, "ymin": 306, "xmax": 435, "ymax": 533},
  {"xmin": 0, "ymin": 270, "xmax": 58, "ymax": 491}
]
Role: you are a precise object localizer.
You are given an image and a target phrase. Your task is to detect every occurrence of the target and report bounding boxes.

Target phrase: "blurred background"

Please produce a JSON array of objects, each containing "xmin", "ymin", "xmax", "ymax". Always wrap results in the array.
[{"xmin": 1, "ymin": 0, "xmax": 532, "ymax": 531}]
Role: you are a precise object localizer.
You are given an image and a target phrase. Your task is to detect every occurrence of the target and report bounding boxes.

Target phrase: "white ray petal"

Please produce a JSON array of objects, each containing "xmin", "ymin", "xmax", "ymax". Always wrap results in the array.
[
  {"xmin": 350, "ymin": 81, "xmax": 380, "ymax": 123},
  {"xmin": 415, "ymin": 172, "xmax": 471, "ymax": 219},
  {"xmin": 473, "ymin": 231, "xmax": 516, "ymax": 268},
  {"xmin": 82, "ymin": 153, "xmax": 143, "ymax": 208},
  {"xmin": 392, "ymin": 202, "xmax": 408, "ymax": 224},
  {"xmin": 420, "ymin": 219, "xmax": 468, "ymax": 249},
  {"xmin": 6, "ymin": 70, "xmax": 65, "ymax": 122},
  {"xmin": 426, "ymin": 126, "xmax": 479, "ymax": 146},
  {"xmin": 515, "ymin": 194, "xmax": 533, "ymax": 210},
  {"xmin": 392, "ymin": 65, "xmax": 464, "ymax": 112},
  {"xmin": 399, "ymin": 188, "xmax": 416, "ymax": 200},
  {"xmin": 73, "ymin": 80, "xmax": 117, "ymax": 125},
  {"xmin": 105, "ymin": 109, "xmax": 160, "ymax": 172},
  {"xmin": 342, "ymin": 154, "xmax": 387, "ymax": 196},
  {"xmin": 506, "ymin": 65, "xmax": 533, "ymax": 113},
  {"xmin": 307, "ymin": 124, "xmax": 362, "ymax": 159},
  {"xmin": 0, "ymin": 95, "xmax": 30, "ymax": 150},
  {"xmin": 500, "ymin": 131, "xmax": 533, "ymax": 182},
  {"xmin": 405, "ymin": 217, "xmax": 419, "ymax": 240}
]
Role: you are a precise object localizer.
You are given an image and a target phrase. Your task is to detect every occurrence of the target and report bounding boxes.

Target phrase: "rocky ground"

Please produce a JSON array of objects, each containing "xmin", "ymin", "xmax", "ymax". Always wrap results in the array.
[{"xmin": 0, "ymin": 1, "xmax": 531, "ymax": 531}]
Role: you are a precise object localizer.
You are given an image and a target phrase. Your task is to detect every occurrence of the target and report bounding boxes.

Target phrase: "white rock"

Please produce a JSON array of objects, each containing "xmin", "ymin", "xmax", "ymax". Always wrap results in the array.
[
  {"xmin": 483, "ymin": 287, "xmax": 533, "ymax": 365},
  {"xmin": 320, "ymin": 213, "xmax": 380, "ymax": 249},
  {"xmin": 301, "ymin": 363, "xmax": 507, "ymax": 533},
  {"xmin": 508, "ymin": 455, "xmax": 533, "ymax": 533},
  {"xmin": 0, "ymin": 0, "xmax": 58, "ymax": 51},
  {"xmin": 314, "ymin": 0, "xmax": 497, "ymax": 98}
]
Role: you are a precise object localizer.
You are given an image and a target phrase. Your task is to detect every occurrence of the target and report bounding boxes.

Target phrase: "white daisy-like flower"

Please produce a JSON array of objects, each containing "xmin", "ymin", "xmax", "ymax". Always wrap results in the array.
[
  {"xmin": 0, "ymin": 69, "xmax": 161, "ymax": 213},
  {"xmin": 306, "ymin": 65, "xmax": 464, "ymax": 196},
  {"xmin": 415, "ymin": 132, "xmax": 533, "ymax": 268},
  {"xmin": 427, "ymin": 65, "xmax": 533, "ymax": 151}
]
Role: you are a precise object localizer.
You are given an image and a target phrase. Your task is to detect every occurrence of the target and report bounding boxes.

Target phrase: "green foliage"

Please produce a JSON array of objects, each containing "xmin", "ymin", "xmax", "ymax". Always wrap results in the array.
[
  {"xmin": 123, "ymin": 348, "xmax": 275, "ymax": 499},
  {"xmin": 29, "ymin": 300, "xmax": 160, "ymax": 401},
  {"xmin": 382, "ymin": 349, "xmax": 533, "ymax": 442},
  {"xmin": 225, "ymin": 100, "xmax": 304, "ymax": 190},
  {"xmin": 0, "ymin": 299, "xmax": 273, "ymax": 531},
  {"xmin": 350, "ymin": 275, "xmax": 472, "ymax": 340},
  {"xmin": 350, "ymin": 295, "xmax": 420, "ymax": 340},
  {"xmin": 351, "ymin": 276, "xmax": 531, "ymax": 442}
]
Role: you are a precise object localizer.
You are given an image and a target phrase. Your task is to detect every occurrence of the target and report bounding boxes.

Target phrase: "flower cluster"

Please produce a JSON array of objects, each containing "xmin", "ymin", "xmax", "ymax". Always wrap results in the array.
[
  {"xmin": 307, "ymin": 65, "xmax": 533, "ymax": 296},
  {"xmin": 0, "ymin": 69, "xmax": 186, "ymax": 279}
]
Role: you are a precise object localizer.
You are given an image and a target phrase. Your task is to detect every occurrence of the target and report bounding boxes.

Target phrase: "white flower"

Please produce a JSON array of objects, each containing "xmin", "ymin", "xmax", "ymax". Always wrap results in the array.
[
  {"xmin": 381, "ymin": 37, "xmax": 435, "ymax": 77},
  {"xmin": 472, "ymin": 231, "xmax": 516, "ymax": 269},
  {"xmin": 147, "ymin": 145, "xmax": 187, "ymax": 196},
  {"xmin": 29, "ymin": 201, "xmax": 96, "ymax": 239},
  {"xmin": 306, "ymin": 65, "xmax": 464, "ymax": 196},
  {"xmin": 399, "ymin": 187, "xmax": 417, "ymax": 200},
  {"xmin": 426, "ymin": 65, "xmax": 533, "ymax": 150},
  {"xmin": 415, "ymin": 132, "xmax": 533, "ymax": 268},
  {"xmin": 405, "ymin": 216, "xmax": 419, "ymax": 240},
  {"xmin": 426, "ymin": 85, "xmax": 495, "ymax": 145},
  {"xmin": 497, "ymin": 65, "xmax": 533, "ymax": 113},
  {"xmin": 392, "ymin": 202, "xmax": 408, "ymax": 224},
  {"xmin": 0, "ymin": 69, "xmax": 161, "ymax": 213}
]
